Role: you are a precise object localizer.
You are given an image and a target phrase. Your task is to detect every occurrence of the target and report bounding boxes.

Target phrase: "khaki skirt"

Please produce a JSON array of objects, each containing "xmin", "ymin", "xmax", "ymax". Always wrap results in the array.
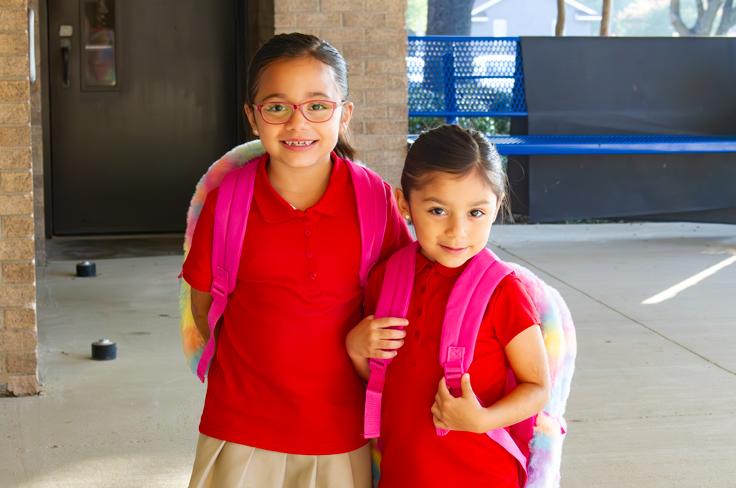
[{"xmin": 188, "ymin": 434, "xmax": 372, "ymax": 488}]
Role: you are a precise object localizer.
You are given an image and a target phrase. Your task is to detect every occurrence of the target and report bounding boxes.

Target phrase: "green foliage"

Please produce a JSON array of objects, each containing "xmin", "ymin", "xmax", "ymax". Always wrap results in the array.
[{"xmin": 409, "ymin": 116, "xmax": 511, "ymax": 135}]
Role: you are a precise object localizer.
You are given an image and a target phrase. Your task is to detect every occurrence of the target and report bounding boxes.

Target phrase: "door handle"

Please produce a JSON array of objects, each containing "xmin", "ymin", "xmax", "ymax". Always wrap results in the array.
[{"xmin": 60, "ymin": 39, "xmax": 71, "ymax": 87}]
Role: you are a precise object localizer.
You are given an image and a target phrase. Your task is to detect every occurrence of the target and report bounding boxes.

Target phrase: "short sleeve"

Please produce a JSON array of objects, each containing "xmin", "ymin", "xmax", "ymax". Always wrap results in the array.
[
  {"xmin": 378, "ymin": 182, "xmax": 413, "ymax": 262},
  {"xmin": 182, "ymin": 188, "xmax": 218, "ymax": 292},
  {"xmin": 488, "ymin": 274, "xmax": 541, "ymax": 347}
]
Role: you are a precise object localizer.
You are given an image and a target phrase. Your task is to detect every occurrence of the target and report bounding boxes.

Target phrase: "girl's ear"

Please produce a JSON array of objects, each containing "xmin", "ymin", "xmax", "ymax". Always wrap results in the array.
[
  {"xmin": 244, "ymin": 105, "xmax": 259, "ymax": 136},
  {"xmin": 340, "ymin": 101, "xmax": 354, "ymax": 132},
  {"xmin": 395, "ymin": 188, "xmax": 411, "ymax": 221}
]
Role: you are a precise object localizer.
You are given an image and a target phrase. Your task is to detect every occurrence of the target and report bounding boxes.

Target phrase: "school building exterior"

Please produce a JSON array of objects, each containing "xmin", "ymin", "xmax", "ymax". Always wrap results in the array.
[{"xmin": 0, "ymin": 0, "xmax": 408, "ymax": 396}]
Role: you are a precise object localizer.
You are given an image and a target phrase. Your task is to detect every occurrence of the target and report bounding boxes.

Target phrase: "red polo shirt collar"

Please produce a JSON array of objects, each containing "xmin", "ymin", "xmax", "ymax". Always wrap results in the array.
[
  {"xmin": 254, "ymin": 152, "xmax": 349, "ymax": 224},
  {"xmin": 415, "ymin": 250, "xmax": 468, "ymax": 278}
]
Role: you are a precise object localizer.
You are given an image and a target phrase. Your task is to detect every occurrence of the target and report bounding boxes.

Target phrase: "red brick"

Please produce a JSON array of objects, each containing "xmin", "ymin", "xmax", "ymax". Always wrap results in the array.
[
  {"xmin": 1, "ymin": 215, "xmax": 33, "ymax": 237},
  {"xmin": 274, "ymin": 0, "xmax": 319, "ymax": 13},
  {"xmin": 0, "ymin": 147, "xmax": 30, "ymax": 169},
  {"xmin": 0, "ymin": 126, "xmax": 30, "ymax": 146},
  {"xmin": 0, "ymin": 170, "xmax": 31, "ymax": 192},
  {"xmin": 341, "ymin": 12, "xmax": 384, "ymax": 28},
  {"xmin": 0, "ymin": 102, "xmax": 29, "ymax": 125},
  {"xmin": 0, "ymin": 8, "xmax": 26, "ymax": 32},
  {"xmin": 0, "ymin": 193, "xmax": 32, "ymax": 214},
  {"xmin": 0, "ymin": 33, "xmax": 26, "ymax": 56},
  {"xmin": 4, "ymin": 307, "xmax": 34, "ymax": 328},
  {"xmin": 1, "ymin": 262, "xmax": 33, "ymax": 283},
  {"xmin": 6, "ymin": 351, "xmax": 35, "ymax": 374},
  {"xmin": 0, "ymin": 55, "xmax": 27, "ymax": 79},
  {"xmin": 0, "ymin": 1, "xmax": 27, "ymax": 8},
  {"xmin": 321, "ymin": 0, "xmax": 360, "ymax": 11},
  {"xmin": 0, "ymin": 326, "xmax": 36, "ymax": 351}
]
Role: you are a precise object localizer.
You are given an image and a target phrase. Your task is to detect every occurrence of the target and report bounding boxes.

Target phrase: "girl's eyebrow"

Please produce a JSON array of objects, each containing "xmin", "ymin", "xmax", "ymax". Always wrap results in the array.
[
  {"xmin": 259, "ymin": 92, "xmax": 332, "ymax": 102},
  {"xmin": 259, "ymin": 93, "xmax": 287, "ymax": 101},
  {"xmin": 422, "ymin": 197, "xmax": 448, "ymax": 205},
  {"xmin": 422, "ymin": 197, "xmax": 492, "ymax": 206}
]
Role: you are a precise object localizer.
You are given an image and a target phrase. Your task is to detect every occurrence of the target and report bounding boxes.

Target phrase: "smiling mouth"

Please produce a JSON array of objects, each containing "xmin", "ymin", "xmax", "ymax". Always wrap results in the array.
[
  {"xmin": 440, "ymin": 245, "xmax": 467, "ymax": 253},
  {"xmin": 282, "ymin": 140, "xmax": 316, "ymax": 147}
]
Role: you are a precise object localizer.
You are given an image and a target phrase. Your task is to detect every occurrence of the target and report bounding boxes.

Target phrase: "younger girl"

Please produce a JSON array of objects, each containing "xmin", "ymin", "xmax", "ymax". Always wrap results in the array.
[
  {"xmin": 347, "ymin": 125, "xmax": 551, "ymax": 487},
  {"xmin": 182, "ymin": 33, "xmax": 410, "ymax": 487}
]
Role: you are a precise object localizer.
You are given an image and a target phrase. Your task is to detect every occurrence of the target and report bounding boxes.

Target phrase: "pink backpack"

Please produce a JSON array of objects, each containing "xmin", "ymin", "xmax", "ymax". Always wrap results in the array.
[
  {"xmin": 179, "ymin": 141, "xmax": 397, "ymax": 381},
  {"xmin": 365, "ymin": 241, "xmax": 576, "ymax": 488}
]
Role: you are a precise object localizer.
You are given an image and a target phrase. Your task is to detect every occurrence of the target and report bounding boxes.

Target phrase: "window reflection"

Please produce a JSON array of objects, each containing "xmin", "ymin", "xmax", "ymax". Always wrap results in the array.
[{"xmin": 82, "ymin": 0, "xmax": 116, "ymax": 88}]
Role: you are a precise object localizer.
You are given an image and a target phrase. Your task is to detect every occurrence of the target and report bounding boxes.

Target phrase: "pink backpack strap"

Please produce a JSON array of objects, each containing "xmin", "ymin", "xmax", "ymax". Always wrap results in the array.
[
  {"xmin": 437, "ymin": 249, "xmax": 528, "ymax": 473},
  {"xmin": 347, "ymin": 162, "xmax": 389, "ymax": 286},
  {"xmin": 196, "ymin": 161, "xmax": 258, "ymax": 381},
  {"xmin": 364, "ymin": 242, "xmax": 419, "ymax": 438}
]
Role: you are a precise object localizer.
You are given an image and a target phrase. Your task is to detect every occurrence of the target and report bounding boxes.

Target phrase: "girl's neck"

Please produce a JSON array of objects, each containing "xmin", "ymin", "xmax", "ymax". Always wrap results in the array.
[{"xmin": 267, "ymin": 154, "xmax": 333, "ymax": 210}]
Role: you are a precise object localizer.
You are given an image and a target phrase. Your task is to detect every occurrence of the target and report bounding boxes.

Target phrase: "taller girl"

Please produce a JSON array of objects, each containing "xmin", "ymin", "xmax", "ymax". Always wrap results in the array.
[{"xmin": 182, "ymin": 33, "xmax": 410, "ymax": 487}]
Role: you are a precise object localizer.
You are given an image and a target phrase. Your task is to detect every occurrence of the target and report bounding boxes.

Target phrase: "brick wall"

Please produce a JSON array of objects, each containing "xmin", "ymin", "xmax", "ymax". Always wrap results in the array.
[
  {"xmin": 273, "ymin": 0, "xmax": 408, "ymax": 186},
  {"xmin": 0, "ymin": 0, "xmax": 39, "ymax": 396}
]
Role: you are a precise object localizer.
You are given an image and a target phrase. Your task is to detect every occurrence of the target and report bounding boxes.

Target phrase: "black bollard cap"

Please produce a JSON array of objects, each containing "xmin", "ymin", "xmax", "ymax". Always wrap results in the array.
[
  {"xmin": 76, "ymin": 261, "xmax": 97, "ymax": 277},
  {"xmin": 91, "ymin": 338, "xmax": 116, "ymax": 360}
]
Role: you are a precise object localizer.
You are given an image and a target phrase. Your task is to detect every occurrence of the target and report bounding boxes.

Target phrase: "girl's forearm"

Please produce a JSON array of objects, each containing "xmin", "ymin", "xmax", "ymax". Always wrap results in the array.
[
  {"xmin": 190, "ymin": 288, "xmax": 212, "ymax": 342},
  {"xmin": 477, "ymin": 381, "xmax": 550, "ymax": 432},
  {"xmin": 349, "ymin": 354, "xmax": 370, "ymax": 380},
  {"xmin": 193, "ymin": 314, "xmax": 210, "ymax": 341}
]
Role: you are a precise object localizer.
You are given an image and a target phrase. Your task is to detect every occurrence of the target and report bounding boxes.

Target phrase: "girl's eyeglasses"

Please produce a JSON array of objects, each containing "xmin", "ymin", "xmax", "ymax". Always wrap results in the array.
[{"xmin": 254, "ymin": 99, "xmax": 344, "ymax": 125}]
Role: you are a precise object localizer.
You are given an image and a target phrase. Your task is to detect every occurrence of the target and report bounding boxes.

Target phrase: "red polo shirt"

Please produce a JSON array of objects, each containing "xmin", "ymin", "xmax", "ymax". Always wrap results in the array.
[
  {"xmin": 183, "ymin": 154, "xmax": 410, "ymax": 454},
  {"xmin": 364, "ymin": 250, "xmax": 540, "ymax": 487}
]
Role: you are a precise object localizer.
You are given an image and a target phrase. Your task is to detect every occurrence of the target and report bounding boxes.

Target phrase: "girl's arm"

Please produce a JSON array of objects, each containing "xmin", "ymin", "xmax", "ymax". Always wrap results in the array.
[
  {"xmin": 346, "ymin": 315, "xmax": 408, "ymax": 380},
  {"xmin": 190, "ymin": 288, "xmax": 213, "ymax": 341},
  {"xmin": 431, "ymin": 325, "xmax": 550, "ymax": 434}
]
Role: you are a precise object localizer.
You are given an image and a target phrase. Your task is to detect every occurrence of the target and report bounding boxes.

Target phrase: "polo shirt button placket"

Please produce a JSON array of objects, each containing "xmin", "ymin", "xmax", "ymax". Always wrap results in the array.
[{"xmin": 304, "ymin": 220, "xmax": 318, "ymax": 288}]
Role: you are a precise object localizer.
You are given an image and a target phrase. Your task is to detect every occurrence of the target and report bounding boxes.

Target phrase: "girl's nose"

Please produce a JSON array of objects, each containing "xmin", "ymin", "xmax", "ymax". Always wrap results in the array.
[
  {"xmin": 283, "ymin": 106, "xmax": 310, "ymax": 130},
  {"xmin": 446, "ymin": 215, "xmax": 467, "ymax": 237}
]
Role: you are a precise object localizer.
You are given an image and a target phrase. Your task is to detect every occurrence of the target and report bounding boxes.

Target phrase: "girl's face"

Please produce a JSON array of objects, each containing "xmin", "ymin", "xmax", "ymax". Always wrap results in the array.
[
  {"xmin": 244, "ymin": 56, "xmax": 353, "ymax": 170},
  {"xmin": 397, "ymin": 170, "xmax": 501, "ymax": 269}
]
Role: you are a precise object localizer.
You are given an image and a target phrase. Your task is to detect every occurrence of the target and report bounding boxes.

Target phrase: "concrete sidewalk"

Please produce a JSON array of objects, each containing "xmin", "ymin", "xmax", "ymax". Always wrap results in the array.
[{"xmin": 1, "ymin": 222, "xmax": 735, "ymax": 487}]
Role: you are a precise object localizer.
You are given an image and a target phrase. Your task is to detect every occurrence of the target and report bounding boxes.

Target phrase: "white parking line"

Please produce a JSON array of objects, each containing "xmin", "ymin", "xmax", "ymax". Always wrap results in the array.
[{"xmin": 642, "ymin": 255, "xmax": 736, "ymax": 305}]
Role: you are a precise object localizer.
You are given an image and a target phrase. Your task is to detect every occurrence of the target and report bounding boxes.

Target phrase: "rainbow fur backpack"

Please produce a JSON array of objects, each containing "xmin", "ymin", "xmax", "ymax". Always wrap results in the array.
[
  {"xmin": 179, "ymin": 140, "xmax": 397, "ymax": 381},
  {"xmin": 365, "ymin": 241, "xmax": 576, "ymax": 488}
]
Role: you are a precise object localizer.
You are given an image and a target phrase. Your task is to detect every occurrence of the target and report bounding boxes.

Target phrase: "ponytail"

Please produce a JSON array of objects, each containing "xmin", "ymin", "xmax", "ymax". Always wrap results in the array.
[{"xmin": 335, "ymin": 131, "xmax": 356, "ymax": 161}]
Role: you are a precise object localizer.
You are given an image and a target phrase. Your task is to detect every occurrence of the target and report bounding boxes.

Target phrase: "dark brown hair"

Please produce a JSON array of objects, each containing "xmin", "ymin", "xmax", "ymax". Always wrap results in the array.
[
  {"xmin": 246, "ymin": 33, "xmax": 355, "ymax": 160},
  {"xmin": 402, "ymin": 125, "xmax": 508, "ymax": 214}
]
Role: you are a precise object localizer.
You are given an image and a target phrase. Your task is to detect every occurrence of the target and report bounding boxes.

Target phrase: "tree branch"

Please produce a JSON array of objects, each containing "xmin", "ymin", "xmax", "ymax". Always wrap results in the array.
[
  {"xmin": 694, "ymin": 0, "xmax": 725, "ymax": 35},
  {"xmin": 716, "ymin": 0, "xmax": 736, "ymax": 34},
  {"xmin": 696, "ymin": 0, "xmax": 705, "ymax": 17},
  {"xmin": 670, "ymin": 0, "xmax": 694, "ymax": 36},
  {"xmin": 556, "ymin": 0, "xmax": 566, "ymax": 36},
  {"xmin": 600, "ymin": 0, "xmax": 612, "ymax": 36}
]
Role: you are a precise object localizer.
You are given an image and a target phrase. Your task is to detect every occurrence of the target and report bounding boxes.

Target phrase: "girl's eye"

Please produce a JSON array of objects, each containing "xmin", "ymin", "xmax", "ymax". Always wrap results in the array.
[
  {"xmin": 429, "ymin": 207, "xmax": 446, "ymax": 216},
  {"xmin": 469, "ymin": 209, "xmax": 486, "ymax": 218},
  {"xmin": 307, "ymin": 102, "xmax": 329, "ymax": 111},
  {"xmin": 264, "ymin": 103, "xmax": 288, "ymax": 113}
]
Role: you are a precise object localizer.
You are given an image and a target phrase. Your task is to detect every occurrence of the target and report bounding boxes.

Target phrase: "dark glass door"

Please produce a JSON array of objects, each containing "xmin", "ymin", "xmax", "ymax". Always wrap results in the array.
[{"xmin": 48, "ymin": 0, "xmax": 239, "ymax": 234}]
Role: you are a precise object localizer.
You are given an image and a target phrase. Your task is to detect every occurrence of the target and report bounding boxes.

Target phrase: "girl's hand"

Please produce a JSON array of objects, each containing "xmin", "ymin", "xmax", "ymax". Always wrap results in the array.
[
  {"xmin": 431, "ymin": 374, "xmax": 488, "ymax": 434},
  {"xmin": 346, "ymin": 315, "xmax": 408, "ymax": 361}
]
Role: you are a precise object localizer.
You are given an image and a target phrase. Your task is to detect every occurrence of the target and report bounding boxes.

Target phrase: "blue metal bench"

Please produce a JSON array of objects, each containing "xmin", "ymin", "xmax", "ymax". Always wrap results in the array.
[
  {"xmin": 407, "ymin": 134, "xmax": 736, "ymax": 156},
  {"xmin": 407, "ymin": 36, "xmax": 736, "ymax": 155}
]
